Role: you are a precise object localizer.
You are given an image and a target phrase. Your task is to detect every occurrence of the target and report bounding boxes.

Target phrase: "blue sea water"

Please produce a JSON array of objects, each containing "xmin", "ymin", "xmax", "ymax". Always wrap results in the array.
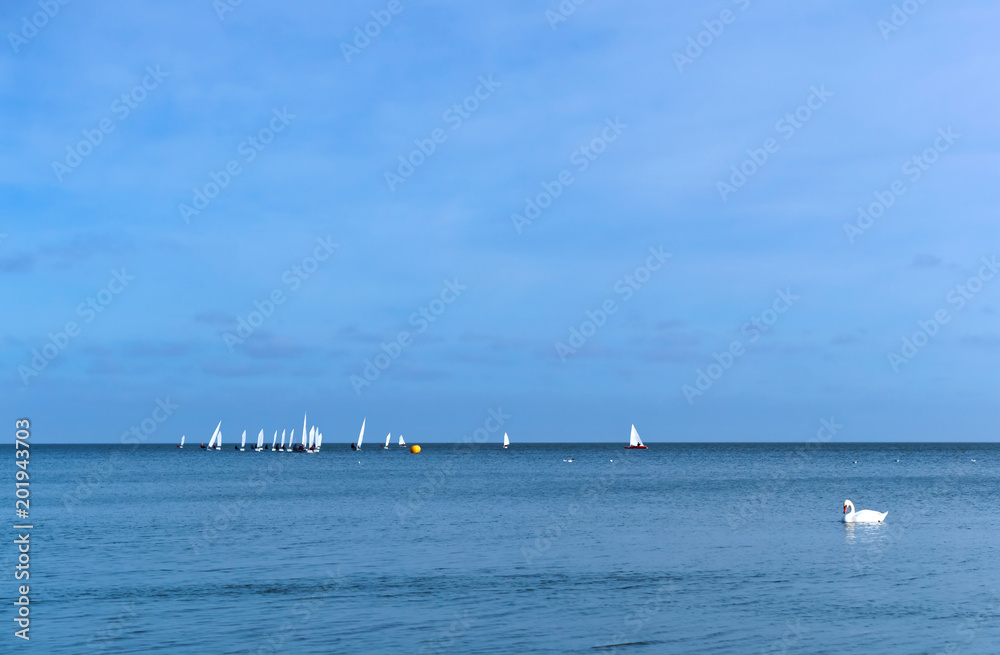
[{"xmin": 14, "ymin": 443, "xmax": 1000, "ymax": 654}]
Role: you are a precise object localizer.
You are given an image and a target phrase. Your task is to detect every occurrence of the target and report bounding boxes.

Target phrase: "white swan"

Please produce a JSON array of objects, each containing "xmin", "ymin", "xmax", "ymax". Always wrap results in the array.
[{"xmin": 843, "ymin": 499, "xmax": 887, "ymax": 523}]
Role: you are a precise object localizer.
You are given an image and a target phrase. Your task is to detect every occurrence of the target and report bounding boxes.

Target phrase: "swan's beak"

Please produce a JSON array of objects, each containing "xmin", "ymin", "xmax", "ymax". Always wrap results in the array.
[{"xmin": 843, "ymin": 506, "xmax": 848, "ymax": 513}]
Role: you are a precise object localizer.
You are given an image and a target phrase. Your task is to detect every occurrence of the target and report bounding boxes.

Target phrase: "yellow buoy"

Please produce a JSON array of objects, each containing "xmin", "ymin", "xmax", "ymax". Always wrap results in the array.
[{"xmin": 409, "ymin": 445, "xmax": 421, "ymax": 453}]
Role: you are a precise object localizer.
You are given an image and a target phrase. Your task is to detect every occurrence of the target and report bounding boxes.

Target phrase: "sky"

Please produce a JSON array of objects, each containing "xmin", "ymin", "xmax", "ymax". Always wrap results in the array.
[{"xmin": 2, "ymin": 0, "xmax": 998, "ymax": 443}]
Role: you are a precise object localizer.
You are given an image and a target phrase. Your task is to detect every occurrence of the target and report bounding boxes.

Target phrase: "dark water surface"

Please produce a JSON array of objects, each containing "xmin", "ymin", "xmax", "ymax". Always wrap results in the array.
[{"xmin": 15, "ymin": 443, "xmax": 1000, "ymax": 653}]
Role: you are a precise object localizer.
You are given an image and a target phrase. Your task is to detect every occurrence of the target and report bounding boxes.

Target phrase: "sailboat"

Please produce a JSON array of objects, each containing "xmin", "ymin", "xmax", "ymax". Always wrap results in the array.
[
  {"xmin": 217, "ymin": 429, "xmax": 222, "ymax": 450},
  {"xmin": 352, "ymin": 418, "xmax": 366, "ymax": 450},
  {"xmin": 279, "ymin": 429, "xmax": 286, "ymax": 452},
  {"xmin": 206, "ymin": 421, "xmax": 221, "ymax": 450},
  {"xmin": 177, "ymin": 435, "xmax": 185, "ymax": 449},
  {"xmin": 287, "ymin": 429, "xmax": 295, "ymax": 452},
  {"xmin": 398, "ymin": 434, "xmax": 406, "ymax": 447},
  {"xmin": 625, "ymin": 424, "xmax": 647, "ymax": 450},
  {"xmin": 271, "ymin": 431, "xmax": 277, "ymax": 451},
  {"xmin": 239, "ymin": 430, "xmax": 246, "ymax": 451},
  {"xmin": 503, "ymin": 433, "xmax": 509, "ymax": 449},
  {"xmin": 255, "ymin": 429, "xmax": 265, "ymax": 452},
  {"xmin": 383, "ymin": 433, "xmax": 391, "ymax": 449},
  {"xmin": 315, "ymin": 430, "xmax": 323, "ymax": 452},
  {"xmin": 302, "ymin": 413, "xmax": 308, "ymax": 451},
  {"xmin": 307, "ymin": 427, "xmax": 316, "ymax": 453}
]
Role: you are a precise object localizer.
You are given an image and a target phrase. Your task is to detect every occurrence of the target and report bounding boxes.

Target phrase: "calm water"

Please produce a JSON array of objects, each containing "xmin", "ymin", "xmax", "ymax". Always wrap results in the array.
[{"xmin": 15, "ymin": 443, "xmax": 1000, "ymax": 653}]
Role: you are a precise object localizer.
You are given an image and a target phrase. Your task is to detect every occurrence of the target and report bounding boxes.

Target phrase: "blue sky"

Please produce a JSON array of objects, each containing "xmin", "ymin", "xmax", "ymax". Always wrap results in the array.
[{"xmin": 2, "ymin": 0, "xmax": 998, "ymax": 443}]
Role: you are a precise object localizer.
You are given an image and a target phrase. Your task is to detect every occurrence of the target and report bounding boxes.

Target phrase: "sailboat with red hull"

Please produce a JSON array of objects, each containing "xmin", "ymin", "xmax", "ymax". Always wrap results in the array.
[{"xmin": 624, "ymin": 424, "xmax": 647, "ymax": 449}]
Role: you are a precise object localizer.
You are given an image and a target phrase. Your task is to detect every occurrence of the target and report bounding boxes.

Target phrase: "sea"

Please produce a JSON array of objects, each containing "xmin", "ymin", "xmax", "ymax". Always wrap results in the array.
[{"xmin": 16, "ymin": 442, "xmax": 1000, "ymax": 654}]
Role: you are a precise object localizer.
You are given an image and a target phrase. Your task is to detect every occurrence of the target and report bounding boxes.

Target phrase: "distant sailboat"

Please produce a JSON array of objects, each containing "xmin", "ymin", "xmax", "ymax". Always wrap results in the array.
[
  {"xmin": 287, "ymin": 429, "xmax": 295, "ymax": 452},
  {"xmin": 240, "ymin": 430, "xmax": 247, "ymax": 452},
  {"xmin": 353, "ymin": 418, "xmax": 366, "ymax": 451},
  {"xmin": 398, "ymin": 434, "xmax": 406, "ymax": 447},
  {"xmin": 271, "ymin": 431, "xmax": 277, "ymax": 451},
  {"xmin": 217, "ymin": 429, "xmax": 222, "ymax": 450},
  {"xmin": 177, "ymin": 435, "xmax": 185, "ymax": 449},
  {"xmin": 279, "ymin": 429, "xmax": 286, "ymax": 452},
  {"xmin": 383, "ymin": 433, "xmax": 391, "ymax": 449},
  {"xmin": 206, "ymin": 421, "xmax": 221, "ymax": 450},
  {"xmin": 307, "ymin": 427, "xmax": 316, "ymax": 453},
  {"xmin": 503, "ymin": 433, "xmax": 509, "ymax": 449},
  {"xmin": 256, "ymin": 429, "xmax": 264, "ymax": 452},
  {"xmin": 315, "ymin": 430, "xmax": 323, "ymax": 452},
  {"xmin": 625, "ymin": 424, "xmax": 647, "ymax": 450},
  {"xmin": 302, "ymin": 413, "xmax": 308, "ymax": 451}
]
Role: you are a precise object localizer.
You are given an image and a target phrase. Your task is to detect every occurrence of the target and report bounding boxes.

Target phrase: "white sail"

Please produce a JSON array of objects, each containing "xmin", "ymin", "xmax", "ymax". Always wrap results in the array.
[
  {"xmin": 257, "ymin": 429, "xmax": 264, "ymax": 450},
  {"xmin": 302, "ymin": 413, "xmax": 308, "ymax": 449},
  {"xmin": 629, "ymin": 425, "xmax": 644, "ymax": 448},
  {"xmin": 316, "ymin": 431, "xmax": 322, "ymax": 450},
  {"xmin": 385, "ymin": 433, "xmax": 391, "ymax": 448},
  {"xmin": 308, "ymin": 427, "xmax": 315, "ymax": 449},
  {"xmin": 503, "ymin": 433, "xmax": 509, "ymax": 447},
  {"xmin": 217, "ymin": 429, "xmax": 222, "ymax": 449},
  {"xmin": 208, "ymin": 421, "xmax": 221, "ymax": 449},
  {"xmin": 399, "ymin": 434, "xmax": 405, "ymax": 447},
  {"xmin": 287, "ymin": 429, "xmax": 294, "ymax": 451},
  {"xmin": 280, "ymin": 429, "xmax": 286, "ymax": 449},
  {"xmin": 272, "ymin": 431, "xmax": 277, "ymax": 450},
  {"xmin": 240, "ymin": 430, "xmax": 247, "ymax": 451},
  {"xmin": 180, "ymin": 435, "xmax": 185, "ymax": 447},
  {"xmin": 357, "ymin": 418, "xmax": 366, "ymax": 450}
]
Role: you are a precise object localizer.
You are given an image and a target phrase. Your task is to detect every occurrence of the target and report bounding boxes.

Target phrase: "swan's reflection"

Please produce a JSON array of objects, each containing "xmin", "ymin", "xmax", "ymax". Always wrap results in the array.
[
  {"xmin": 844, "ymin": 520, "xmax": 887, "ymax": 541},
  {"xmin": 844, "ymin": 521, "xmax": 893, "ymax": 574}
]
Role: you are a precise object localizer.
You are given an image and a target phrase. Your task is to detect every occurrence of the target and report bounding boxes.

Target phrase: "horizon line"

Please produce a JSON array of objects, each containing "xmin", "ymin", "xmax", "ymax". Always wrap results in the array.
[{"xmin": 14, "ymin": 441, "xmax": 1000, "ymax": 446}]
